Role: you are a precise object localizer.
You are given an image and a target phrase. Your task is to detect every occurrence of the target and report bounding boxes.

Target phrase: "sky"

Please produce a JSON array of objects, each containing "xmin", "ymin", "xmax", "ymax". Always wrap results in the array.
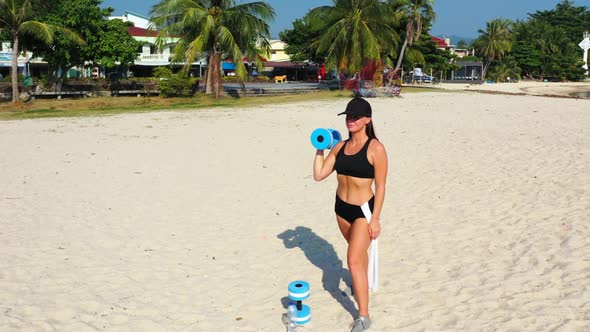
[{"xmin": 101, "ymin": 0, "xmax": 590, "ymax": 40}]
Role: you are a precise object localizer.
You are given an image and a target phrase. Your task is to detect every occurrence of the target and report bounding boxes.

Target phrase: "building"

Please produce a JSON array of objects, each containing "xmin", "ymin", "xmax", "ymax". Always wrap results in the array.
[
  {"xmin": 1, "ymin": 11, "xmax": 298, "ymax": 81},
  {"xmin": 0, "ymin": 42, "xmax": 44, "ymax": 79},
  {"xmin": 116, "ymin": 12, "xmax": 300, "ymax": 79},
  {"xmin": 109, "ymin": 11, "xmax": 206, "ymax": 77},
  {"xmin": 2, "ymin": 11, "xmax": 183, "ymax": 80},
  {"xmin": 431, "ymin": 36, "xmax": 483, "ymax": 82},
  {"xmin": 451, "ymin": 61, "xmax": 483, "ymax": 81},
  {"xmin": 268, "ymin": 40, "xmax": 290, "ymax": 62},
  {"xmin": 431, "ymin": 36, "xmax": 454, "ymax": 52},
  {"xmin": 109, "ymin": 11, "xmax": 150, "ymax": 30},
  {"xmin": 431, "ymin": 36, "xmax": 475, "ymax": 58}
]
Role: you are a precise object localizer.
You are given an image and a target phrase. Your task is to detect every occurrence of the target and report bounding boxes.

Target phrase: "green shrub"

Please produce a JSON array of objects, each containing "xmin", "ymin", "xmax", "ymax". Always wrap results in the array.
[
  {"xmin": 37, "ymin": 74, "xmax": 51, "ymax": 89},
  {"xmin": 159, "ymin": 75, "xmax": 197, "ymax": 97},
  {"xmin": 154, "ymin": 67, "xmax": 173, "ymax": 78},
  {"xmin": 0, "ymin": 74, "xmax": 25, "ymax": 83},
  {"xmin": 153, "ymin": 66, "xmax": 198, "ymax": 97}
]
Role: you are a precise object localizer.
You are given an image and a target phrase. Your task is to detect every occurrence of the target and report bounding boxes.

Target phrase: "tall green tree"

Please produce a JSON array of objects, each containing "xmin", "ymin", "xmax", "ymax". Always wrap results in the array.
[
  {"xmin": 279, "ymin": 18, "xmax": 325, "ymax": 64},
  {"xmin": 473, "ymin": 18, "xmax": 513, "ymax": 78},
  {"xmin": 528, "ymin": 0, "xmax": 590, "ymax": 43},
  {"xmin": 523, "ymin": 0, "xmax": 588, "ymax": 80},
  {"xmin": 0, "ymin": 0, "xmax": 83, "ymax": 103},
  {"xmin": 487, "ymin": 55, "xmax": 520, "ymax": 82},
  {"xmin": 150, "ymin": 0, "xmax": 275, "ymax": 98},
  {"xmin": 92, "ymin": 19, "xmax": 143, "ymax": 69},
  {"xmin": 508, "ymin": 1, "xmax": 588, "ymax": 81},
  {"xmin": 394, "ymin": 0, "xmax": 436, "ymax": 71},
  {"xmin": 533, "ymin": 22, "xmax": 585, "ymax": 80},
  {"xmin": 511, "ymin": 20, "xmax": 542, "ymax": 78},
  {"xmin": 307, "ymin": 0, "xmax": 400, "ymax": 75},
  {"xmin": 416, "ymin": 33, "xmax": 457, "ymax": 79},
  {"xmin": 30, "ymin": 0, "xmax": 140, "ymax": 90}
]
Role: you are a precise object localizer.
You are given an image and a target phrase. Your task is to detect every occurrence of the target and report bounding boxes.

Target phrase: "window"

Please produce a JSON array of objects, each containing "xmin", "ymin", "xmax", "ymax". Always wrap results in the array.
[{"xmin": 150, "ymin": 45, "xmax": 158, "ymax": 55}]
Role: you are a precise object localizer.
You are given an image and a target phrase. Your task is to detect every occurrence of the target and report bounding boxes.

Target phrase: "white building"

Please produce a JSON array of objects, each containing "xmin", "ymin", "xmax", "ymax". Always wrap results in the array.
[
  {"xmin": 1, "ymin": 11, "xmax": 290, "ymax": 80},
  {"xmin": 268, "ymin": 40, "xmax": 290, "ymax": 62},
  {"xmin": 0, "ymin": 42, "xmax": 41, "ymax": 79},
  {"xmin": 116, "ymin": 12, "xmax": 294, "ymax": 77},
  {"xmin": 109, "ymin": 11, "xmax": 150, "ymax": 29},
  {"xmin": 110, "ymin": 11, "xmax": 207, "ymax": 77}
]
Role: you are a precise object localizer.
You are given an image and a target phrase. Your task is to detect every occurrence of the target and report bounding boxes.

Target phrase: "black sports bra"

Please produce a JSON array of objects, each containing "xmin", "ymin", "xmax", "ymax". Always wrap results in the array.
[{"xmin": 334, "ymin": 138, "xmax": 374, "ymax": 179}]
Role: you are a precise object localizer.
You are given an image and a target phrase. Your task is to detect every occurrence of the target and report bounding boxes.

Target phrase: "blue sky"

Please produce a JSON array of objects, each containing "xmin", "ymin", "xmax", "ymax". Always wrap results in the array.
[{"xmin": 102, "ymin": 0, "xmax": 590, "ymax": 40}]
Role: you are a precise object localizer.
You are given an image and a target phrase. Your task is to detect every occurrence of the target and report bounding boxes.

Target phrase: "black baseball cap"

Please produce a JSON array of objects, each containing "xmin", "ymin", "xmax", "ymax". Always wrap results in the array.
[{"xmin": 337, "ymin": 97, "xmax": 372, "ymax": 118}]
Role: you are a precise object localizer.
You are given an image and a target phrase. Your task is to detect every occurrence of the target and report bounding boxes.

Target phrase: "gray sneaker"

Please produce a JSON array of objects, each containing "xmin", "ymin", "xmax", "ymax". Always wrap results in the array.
[{"xmin": 350, "ymin": 316, "xmax": 371, "ymax": 332}]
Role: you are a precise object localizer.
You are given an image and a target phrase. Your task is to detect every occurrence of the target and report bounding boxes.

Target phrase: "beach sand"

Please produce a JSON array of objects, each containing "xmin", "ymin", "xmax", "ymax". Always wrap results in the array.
[
  {"xmin": 438, "ymin": 80, "xmax": 590, "ymax": 99},
  {"xmin": 1, "ymin": 90, "xmax": 589, "ymax": 331}
]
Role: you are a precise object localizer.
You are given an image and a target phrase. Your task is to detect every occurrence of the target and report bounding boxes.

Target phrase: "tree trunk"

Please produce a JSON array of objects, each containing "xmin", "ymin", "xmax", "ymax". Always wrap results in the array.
[
  {"xmin": 216, "ymin": 56, "xmax": 223, "ymax": 98},
  {"xmin": 201, "ymin": 64, "xmax": 208, "ymax": 90},
  {"xmin": 11, "ymin": 32, "xmax": 19, "ymax": 103},
  {"xmin": 395, "ymin": 38, "xmax": 408, "ymax": 71},
  {"xmin": 483, "ymin": 59, "xmax": 491, "ymax": 80},
  {"xmin": 205, "ymin": 53, "xmax": 223, "ymax": 98},
  {"xmin": 206, "ymin": 53, "xmax": 214, "ymax": 95},
  {"xmin": 56, "ymin": 65, "xmax": 65, "ymax": 92}
]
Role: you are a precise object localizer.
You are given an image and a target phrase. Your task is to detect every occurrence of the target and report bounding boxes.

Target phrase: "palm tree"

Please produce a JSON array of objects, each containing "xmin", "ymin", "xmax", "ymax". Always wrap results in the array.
[
  {"xmin": 0, "ymin": 0, "xmax": 83, "ymax": 103},
  {"xmin": 394, "ymin": 0, "xmax": 436, "ymax": 71},
  {"xmin": 307, "ymin": 0, "xmax": 400, "ymax": 75},
  {"xmin": 150, "ymin": 0, "xmax": 275, "ymax": 98},
  {"xmin": 474, "ymin": 18, "xmax": 513, "ymax": 78},
  {"xmin": 488, "ymin": 56, "xmax": 520, "ymax": 82}
]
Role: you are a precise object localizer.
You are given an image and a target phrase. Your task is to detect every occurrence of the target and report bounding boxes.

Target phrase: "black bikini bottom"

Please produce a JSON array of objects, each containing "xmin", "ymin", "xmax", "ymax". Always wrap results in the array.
[{"xmin": 335, "ymin": 195, "xmax": 374, "ymax": 223}]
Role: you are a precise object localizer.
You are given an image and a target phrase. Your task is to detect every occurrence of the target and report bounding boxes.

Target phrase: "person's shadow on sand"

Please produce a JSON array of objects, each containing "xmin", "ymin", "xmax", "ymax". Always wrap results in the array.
[{"xmin": 277, "ymin": 226, "xmax": 356, "ymax": 317}]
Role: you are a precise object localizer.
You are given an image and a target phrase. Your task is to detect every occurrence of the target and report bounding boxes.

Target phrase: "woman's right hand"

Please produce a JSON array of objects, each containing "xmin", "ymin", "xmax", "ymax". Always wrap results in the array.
[{"xmin": 313, "ymin": 144, "xmax": 339, "ymax": 182}]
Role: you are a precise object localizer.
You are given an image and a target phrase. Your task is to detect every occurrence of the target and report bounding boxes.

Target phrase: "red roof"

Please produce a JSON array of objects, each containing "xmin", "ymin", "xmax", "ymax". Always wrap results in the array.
[
  {"xmin": 225, "ymin": 55, "xmax": 269, "ymax": 63},
  {"xmin": 263, "ymin": 61, "xmax": 306, "ymax": 68},
  {"xmin": 128, "ymin": 26, "xmax": 158, "ymax": 37},
  {"xmin": 431, "ymin": 36, "xmax": 447, "ymax": 48},
  {"xmin": 242, "ymin": 55, "xmax": 268, "ymax": 62}
]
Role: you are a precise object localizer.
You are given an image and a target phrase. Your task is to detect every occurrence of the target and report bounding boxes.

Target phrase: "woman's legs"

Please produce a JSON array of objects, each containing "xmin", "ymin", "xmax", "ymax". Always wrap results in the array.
[{"xmin": 337, "ymin": 216, "xmax": 372, "ymax": 317}]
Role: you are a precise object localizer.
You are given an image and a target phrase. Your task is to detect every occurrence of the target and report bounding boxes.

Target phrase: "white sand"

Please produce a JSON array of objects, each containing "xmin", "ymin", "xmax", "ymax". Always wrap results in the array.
[
  {"xmin": 1, "ymin": 91, "xmax": 589, "ymax": 331},
  {"xmin": 438, "ymin": 80, "xmax": 590, "ymax": 98}
]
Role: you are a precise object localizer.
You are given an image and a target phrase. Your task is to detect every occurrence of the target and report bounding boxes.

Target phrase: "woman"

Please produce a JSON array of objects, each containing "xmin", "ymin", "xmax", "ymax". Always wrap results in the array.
[{"xmin": 313, "ymin": 97, "xmax": 388, "ymax": 331}]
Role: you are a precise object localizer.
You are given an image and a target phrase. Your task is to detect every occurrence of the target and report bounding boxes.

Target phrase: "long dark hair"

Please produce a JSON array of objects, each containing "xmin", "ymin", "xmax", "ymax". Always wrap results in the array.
[
  {"xmin": 366, "ymin": 120, "xmax": 377, "ymax": 139},
  {"xmin": 348, "ymin": 119, "xmax": 378, "ymax": 140}
]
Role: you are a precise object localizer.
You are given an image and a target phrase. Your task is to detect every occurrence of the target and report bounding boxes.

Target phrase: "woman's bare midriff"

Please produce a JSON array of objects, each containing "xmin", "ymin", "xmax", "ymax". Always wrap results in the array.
[{"xmin": 336, "ymin": 174, "xmax": 374, "ymax": 205}]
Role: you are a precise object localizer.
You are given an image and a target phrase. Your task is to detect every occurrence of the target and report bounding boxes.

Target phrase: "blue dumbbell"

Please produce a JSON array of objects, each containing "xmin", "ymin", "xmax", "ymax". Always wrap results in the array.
[
  {"xmin": 310, "ymin": 128, "xmax": 341, "ymax": 150},
  {"xmin": 288, "ymin": 280, "xmax": 311, "ymax": 325}
]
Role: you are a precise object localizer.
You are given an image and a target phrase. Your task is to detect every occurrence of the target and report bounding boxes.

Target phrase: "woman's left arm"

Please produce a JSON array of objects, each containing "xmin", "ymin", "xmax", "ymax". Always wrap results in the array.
[{"xmin": 369, "ymin": 141, "xmax": 388, "ymax": 239}]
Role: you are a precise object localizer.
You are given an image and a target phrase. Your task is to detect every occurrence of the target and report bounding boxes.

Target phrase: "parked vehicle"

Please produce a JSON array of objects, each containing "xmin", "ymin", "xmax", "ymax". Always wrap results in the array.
[{"xmin": 413, "ymin": 74, "xmax": 435, "ymax": 83}]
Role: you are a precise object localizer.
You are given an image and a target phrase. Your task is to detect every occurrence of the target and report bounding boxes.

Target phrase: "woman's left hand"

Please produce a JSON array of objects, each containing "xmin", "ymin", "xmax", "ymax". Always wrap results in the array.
[{"xmin": 369, "ymin": 218, "xmax": 381, "ymax": 240}]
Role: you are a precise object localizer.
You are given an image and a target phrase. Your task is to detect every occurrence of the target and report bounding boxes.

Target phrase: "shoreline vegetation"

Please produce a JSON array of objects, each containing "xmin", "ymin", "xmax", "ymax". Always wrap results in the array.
[
  {"xmin": 0, "ymin": 88, "xmax": 438, "ymax": 120},
  {"xmin": 1, "ymin": 81, "xmax": 588, "ymax": 120}
]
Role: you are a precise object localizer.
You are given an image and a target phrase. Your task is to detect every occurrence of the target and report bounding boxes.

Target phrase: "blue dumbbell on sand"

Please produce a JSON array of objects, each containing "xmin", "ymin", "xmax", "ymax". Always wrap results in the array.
[
  {"xmin": 288, "ymin": 280, "xmax": 311, "ymax": 325},
  {"xmin": 310, "ymin": 128, "xmax": 341, "ymax": 150}
]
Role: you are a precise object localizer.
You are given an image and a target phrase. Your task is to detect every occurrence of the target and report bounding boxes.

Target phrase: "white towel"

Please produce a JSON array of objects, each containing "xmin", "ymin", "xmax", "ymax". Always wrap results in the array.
[{"xmin": 360, "ymin": 202, "xmax": 378, "ymax": 292}]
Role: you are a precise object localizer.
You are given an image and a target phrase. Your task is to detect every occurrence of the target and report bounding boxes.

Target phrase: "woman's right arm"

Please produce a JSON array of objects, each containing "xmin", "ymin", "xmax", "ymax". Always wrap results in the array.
[{"xmin": 313, "ymin": 142, "xmax": 342, "ymax": 181}]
